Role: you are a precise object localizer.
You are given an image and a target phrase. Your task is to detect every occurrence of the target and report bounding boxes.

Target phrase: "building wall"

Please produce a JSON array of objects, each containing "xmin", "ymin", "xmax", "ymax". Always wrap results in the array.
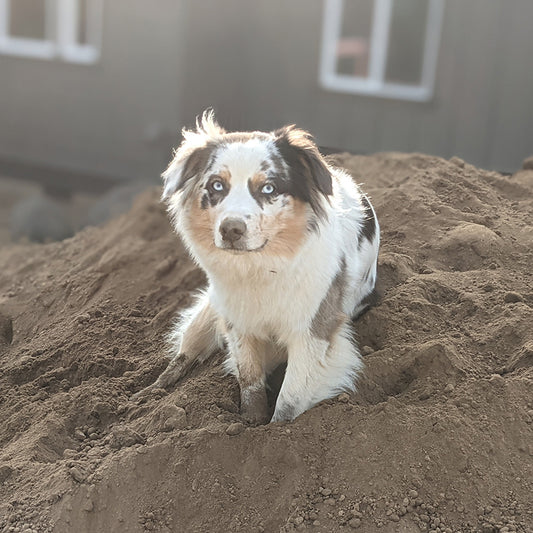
[
  {"xmin": 0, "ymin": 0, "xmax": 532, "ymax": 181},
  {"xmin": 0, "ymin": 0, "xmax": 184, "ymax": 181},
  {"xmin": 179, "ymin": 0, "xmax": 533, "ymax": 173}
]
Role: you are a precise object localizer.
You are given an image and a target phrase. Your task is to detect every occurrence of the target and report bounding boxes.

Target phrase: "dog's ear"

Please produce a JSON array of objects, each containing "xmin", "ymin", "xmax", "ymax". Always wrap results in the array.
[
  {"xmin": 273, "ymin": 125, "xmax": 332, "ymax": 216},
  {"xmin": 162, "ymin": 110, "xmax": 225, "ymax": 199},
  {"xmin": 162, "ymin": 143, "xmax": 214, "ymax": 199}
]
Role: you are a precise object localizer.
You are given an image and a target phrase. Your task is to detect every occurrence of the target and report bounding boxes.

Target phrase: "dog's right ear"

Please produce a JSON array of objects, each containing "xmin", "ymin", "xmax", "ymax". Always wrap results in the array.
[{"xmin": 162, "ymin": 110, "xmax": 225, "ymax": 200}]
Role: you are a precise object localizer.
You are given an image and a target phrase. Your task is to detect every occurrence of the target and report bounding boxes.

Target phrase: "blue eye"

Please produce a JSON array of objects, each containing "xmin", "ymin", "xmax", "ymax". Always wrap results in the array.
[
  {"xmin": 261, "ymin": 183, "xmax": 275, "ymax": 195},
  {"xmin": 211, "ymin": 180, "xmax": 224, "ymax": 192}
]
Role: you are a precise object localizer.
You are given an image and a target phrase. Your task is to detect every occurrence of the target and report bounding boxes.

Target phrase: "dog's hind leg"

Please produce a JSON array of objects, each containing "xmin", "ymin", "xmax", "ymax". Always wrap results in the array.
[{"xmin": 132, "ymin": 293, "xmax": 219, "ymax": 401}]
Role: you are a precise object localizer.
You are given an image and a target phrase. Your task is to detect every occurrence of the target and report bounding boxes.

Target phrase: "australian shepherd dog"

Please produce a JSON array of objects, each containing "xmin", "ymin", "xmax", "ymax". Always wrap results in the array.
[{"xmin": 136, "ymin": 111, "xmax": 379, "ymax": 424}]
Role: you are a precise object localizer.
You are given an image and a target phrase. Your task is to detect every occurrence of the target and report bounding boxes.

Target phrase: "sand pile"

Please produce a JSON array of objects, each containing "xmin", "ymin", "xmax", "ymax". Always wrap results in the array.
[{"xmin": 0, "ymin": 153, "xmax": 532, "ymax": 533}]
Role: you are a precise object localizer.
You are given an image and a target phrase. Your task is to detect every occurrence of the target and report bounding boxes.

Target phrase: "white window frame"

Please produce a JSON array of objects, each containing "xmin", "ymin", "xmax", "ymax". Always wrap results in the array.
[
  {"xmin": 320, "ymin": 0, "xmax": 445, "ymax": 102},
  {"xmin": 0, "ymin": 0, "xmax": 103, "ymax": 63}
]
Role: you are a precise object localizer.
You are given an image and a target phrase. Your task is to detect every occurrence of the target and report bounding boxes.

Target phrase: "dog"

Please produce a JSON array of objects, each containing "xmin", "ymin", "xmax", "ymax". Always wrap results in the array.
[{"xmin": 136, "ymin": 111, "xmax": 379, "ymax": 423}]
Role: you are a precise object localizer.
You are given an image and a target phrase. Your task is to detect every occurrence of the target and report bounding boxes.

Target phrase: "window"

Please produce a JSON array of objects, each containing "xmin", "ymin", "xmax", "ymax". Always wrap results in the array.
[
  {"xmin": 320, "ymin": 0, "xmax": 445, "ymax": 101},
  {"xmin": 0, "ymin": 0, "xmax": 103, "ymax": 63}
]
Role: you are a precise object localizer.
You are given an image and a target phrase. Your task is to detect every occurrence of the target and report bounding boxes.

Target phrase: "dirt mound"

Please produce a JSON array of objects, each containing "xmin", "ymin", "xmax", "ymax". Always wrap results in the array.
[{"xmin": 0, "ymin": 153, "xmax": 532, "ymax": 533}]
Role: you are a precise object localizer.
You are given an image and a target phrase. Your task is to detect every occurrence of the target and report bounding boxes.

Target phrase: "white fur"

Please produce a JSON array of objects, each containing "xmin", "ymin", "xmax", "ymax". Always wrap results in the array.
[{"xmin": 156, "ymin": 112, "xmax": 380, "ymax": 422}]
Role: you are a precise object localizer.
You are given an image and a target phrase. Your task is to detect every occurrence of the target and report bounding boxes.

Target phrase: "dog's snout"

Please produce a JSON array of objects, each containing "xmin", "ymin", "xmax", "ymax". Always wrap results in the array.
[{"xmin": 220, "ymin": 218, "xmax": 247, "ymax": 243}]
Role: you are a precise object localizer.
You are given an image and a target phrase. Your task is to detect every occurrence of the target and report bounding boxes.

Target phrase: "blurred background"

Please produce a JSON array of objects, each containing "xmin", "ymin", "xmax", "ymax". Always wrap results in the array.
[{"xmin": 0, "ymin": 0, "xmax": 532, "ymax": 244}]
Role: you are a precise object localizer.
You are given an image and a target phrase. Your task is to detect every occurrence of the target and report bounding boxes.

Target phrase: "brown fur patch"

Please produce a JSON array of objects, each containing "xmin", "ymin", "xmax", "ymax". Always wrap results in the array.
[
  {"xmin": 231, "ymin": 335, "xmax": 269, "ymax": 424},
  {"xmin": 218, "ymin": 169, "xmax": 232, "ymax": 185},
  {"xmin": 187, "ymin": 191, "xmax": 217, "ymax": 251},
  {"xmin": 311, "ymin": 260, "xmax": 347, "ymax": 341},
  {"xmin": 263, "ymin": 198, "xmax": 309, "ymax": 258},
  {"xmin": 185, "ymin": 169, "xmax": 233, "ymax": 249},
  {"xmin": 250, "ymin": 172, "xmax": 268, "ymax": 189},
  {"xmin": 233, "ymin": 335, "xmax": 267, "ymax": 386}
]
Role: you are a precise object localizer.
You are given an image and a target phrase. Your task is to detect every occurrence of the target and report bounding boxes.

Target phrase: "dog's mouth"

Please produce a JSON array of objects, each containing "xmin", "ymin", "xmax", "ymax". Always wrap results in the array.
[{"xmin": 219, "ymin": 239, "xmax": 269, "ymax": 254}]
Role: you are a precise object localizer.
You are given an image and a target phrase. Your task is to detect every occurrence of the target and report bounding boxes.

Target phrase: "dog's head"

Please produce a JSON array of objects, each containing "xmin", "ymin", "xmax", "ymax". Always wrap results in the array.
[{"xmin": 163, "ymin": 111, "xmax": 332, "ymax": 258}]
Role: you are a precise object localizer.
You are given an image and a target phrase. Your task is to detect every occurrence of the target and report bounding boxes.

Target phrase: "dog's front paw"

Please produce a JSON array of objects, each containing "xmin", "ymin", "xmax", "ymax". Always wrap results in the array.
[
  {"xmin": 270, "ymin": 403, "xmax": 297, "ymax": 423},
  {"xmin": 241, "ymin": 404, "xmax": 270, "ymax": 426},
  {"xmin": 240, "ymin": 384, "xmax": 269, "ymax": 425}
]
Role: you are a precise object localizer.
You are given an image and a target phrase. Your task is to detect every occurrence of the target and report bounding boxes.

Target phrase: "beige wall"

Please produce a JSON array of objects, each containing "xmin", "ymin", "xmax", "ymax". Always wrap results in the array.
[
  {"xmin": 179, "ymin": 0, "xmax": 533, "ymax": 172},
  {"xmin": 0, "ymin": 0, "xmax": 184, "ymax": 181},
  {"xmin": 0, "ymin": 0, "xmax": 532, "ymax": 181}
]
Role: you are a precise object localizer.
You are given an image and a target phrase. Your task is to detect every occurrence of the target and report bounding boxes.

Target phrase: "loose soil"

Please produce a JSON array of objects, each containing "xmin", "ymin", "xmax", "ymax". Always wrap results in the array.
[{"xmin": 0, "ymin": 153, "xmax": 532, "ymax": 533}]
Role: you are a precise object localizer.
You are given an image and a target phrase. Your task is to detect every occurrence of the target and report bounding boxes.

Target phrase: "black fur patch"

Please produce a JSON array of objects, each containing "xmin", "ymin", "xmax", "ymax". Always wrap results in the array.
[
  {"xmin": 307, "ymin": 216, "xmax": 320, "ymax": 234},
  {"xmin": 352, "ymin": 286, "xmax": 380, "ymax": 320},
  {"xmin": 200, "ymin": 193, "xmax": 209, "ymax": 210},
  {"xmin": 311, "ymin": 257, "xmax": 347, "ymax": 340},
  {"xmin": 167, "ymin": 142, "xmax": 217, "ymax": 198},
  {"xmin": 273, "ymin": 126, "xmax": 333, "ymax": 218},
  {"xmin": 359, "ymin": 195, "xmax": 376, "ymax": 244},
  {"xmin": 206, "ymin": 175, "xmax": 230, "ymax": 207},
  {"xmin": 247, "ymin": 173, "xmax": 288, "ymax": 209}
]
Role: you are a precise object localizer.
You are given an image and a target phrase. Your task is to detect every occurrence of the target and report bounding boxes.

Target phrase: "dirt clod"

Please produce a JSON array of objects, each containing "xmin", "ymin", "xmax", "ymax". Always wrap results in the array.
[{"xmin": 225, "ymin": 422, "xmax": 245, "ymax": 436}]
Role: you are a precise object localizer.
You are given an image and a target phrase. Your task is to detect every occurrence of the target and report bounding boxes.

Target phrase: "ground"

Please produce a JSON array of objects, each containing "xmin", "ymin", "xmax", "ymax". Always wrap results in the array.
[{"xmin": 0, "ymin": 152, "xmax": 532, "ymax": 533}]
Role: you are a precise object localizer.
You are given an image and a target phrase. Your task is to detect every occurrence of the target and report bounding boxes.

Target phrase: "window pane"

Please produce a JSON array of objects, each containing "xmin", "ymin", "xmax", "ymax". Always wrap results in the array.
[
  {"xmin": 385, "ymin": 0, "xmax": 428, "ymax": 85},
  {"xmin": 336, "ymin": 0, "xmax": 374, "ymax": 78},
  {"xmin": 77, "ymin": 0, "xmax": 88, "ymax": 44},
  {"xmin": 9, "ymin": 0, "xmax": 47, "ymax": 40}
]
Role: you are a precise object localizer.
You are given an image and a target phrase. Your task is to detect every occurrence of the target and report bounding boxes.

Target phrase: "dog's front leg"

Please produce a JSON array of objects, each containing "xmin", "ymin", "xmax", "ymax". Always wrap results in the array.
[
  {"xmin": 132, "ymin": 294, "xmax": 218, "ymax": 401},
  {"xmin": 226, "ymin": 332, "xmax": 269, "ymax": 425},
  {"xmin": 271, "ymin": 324, "xmax": 360, "ymax": 422}
]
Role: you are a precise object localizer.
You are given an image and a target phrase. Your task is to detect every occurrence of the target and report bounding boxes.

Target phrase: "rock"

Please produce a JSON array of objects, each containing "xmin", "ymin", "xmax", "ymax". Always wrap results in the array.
[
  {"xmin": 348, "ymin": 517, "xmax": 361, "ymax": 528},
  {"xmin": 0, "ymin": 465, "xmax": 14, "ymax": 483},
  {"xmin": 361, "ymin": 345, "xmax": 374, "ymax": 355},
  {"xmin": 82, "ymin": 499, "xmax": 94, "ymax": 512},
  {"xmin": 69, "ymin": 467, "xmax": 85, "ymax": 483},
  {"xmin": 63, "ymin": 449, "xmax": 77, "ymax": 459},
  {"xmin": 503, "ymin": 292, "xmax": 523, "ymax": 303},
  {"xmin": 163, "ymin": 407, "xmax": 187, "ymax": 431},
  {"xmin": 74, "ymin": 429, "xmax": 86, "ymax": 441},
  {"xmin": 226, "ymin": 422, "xmax": 245, "ymax": 436},
  {"xmin": 505, "ymin": 342, "xmax": 533, "ymax": 372},
  {"xmin": 76, "ymin": 313, "xmax": 91, "ymax": 324},
  {"xmin": 109, "ymin": 427, "xmax": 145, "ymax": 449},
  {"xmin": 338, "ymin": 393, "xmax": 350, "ymax": 403}
]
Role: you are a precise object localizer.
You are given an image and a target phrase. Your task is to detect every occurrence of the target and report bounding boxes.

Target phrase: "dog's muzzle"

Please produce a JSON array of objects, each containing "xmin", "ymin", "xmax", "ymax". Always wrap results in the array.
[{"xmin": 219, "ymin": 217, "xmax": 247, "ymax": 247}]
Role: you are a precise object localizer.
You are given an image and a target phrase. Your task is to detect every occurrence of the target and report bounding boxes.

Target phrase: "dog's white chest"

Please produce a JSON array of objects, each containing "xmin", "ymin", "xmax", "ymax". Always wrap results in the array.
[{"xmin": 209, "ymin": 261, "xmax": 332, "ymax": 341}]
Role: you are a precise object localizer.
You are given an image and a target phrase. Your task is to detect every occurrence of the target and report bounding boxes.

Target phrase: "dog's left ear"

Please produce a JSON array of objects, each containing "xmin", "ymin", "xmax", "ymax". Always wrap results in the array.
[
  {"xmin": 273, "ymin": 125, "xmax": 333, "ymax": 202},
  {"xmin": 162, "ymin": 110, "xmax": 225, "ymax": 199}
]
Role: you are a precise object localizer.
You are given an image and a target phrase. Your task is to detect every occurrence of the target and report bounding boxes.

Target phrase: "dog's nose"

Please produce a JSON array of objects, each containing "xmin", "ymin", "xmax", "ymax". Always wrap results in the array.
[{"xmin": 220, "ymin": 218, "xmax": 247, "ymax": 243}]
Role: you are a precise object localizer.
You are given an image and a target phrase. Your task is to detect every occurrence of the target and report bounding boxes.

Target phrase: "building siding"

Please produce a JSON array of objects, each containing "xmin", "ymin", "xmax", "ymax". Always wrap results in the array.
[{"xmin": 0, "ymin": 0, "xmax": 532, "ymax": 183}]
